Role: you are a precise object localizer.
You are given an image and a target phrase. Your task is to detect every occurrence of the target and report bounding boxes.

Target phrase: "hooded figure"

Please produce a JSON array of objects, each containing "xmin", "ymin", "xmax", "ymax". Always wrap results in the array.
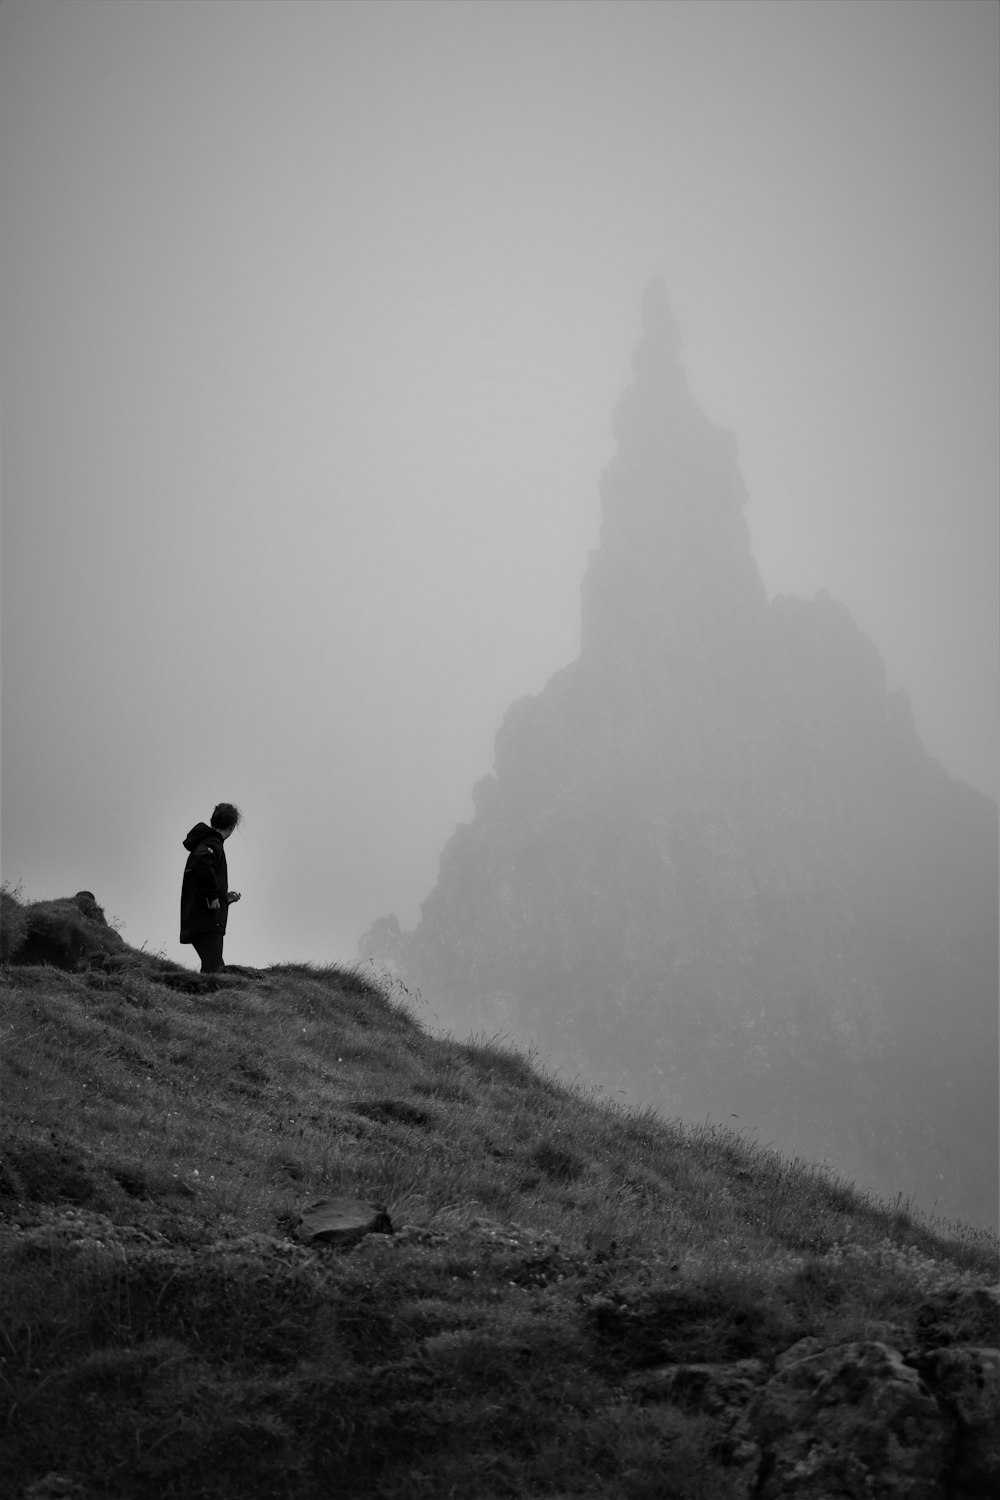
[{"xmin": 180, "ymin": 803, "xmax": 241, "ymax": 972}]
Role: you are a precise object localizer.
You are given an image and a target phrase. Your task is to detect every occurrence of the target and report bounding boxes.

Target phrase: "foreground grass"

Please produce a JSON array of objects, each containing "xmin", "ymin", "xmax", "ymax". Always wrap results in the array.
[{"xmin": 1, "ymin": 950, "xmax": 997, "ymax": 1499}]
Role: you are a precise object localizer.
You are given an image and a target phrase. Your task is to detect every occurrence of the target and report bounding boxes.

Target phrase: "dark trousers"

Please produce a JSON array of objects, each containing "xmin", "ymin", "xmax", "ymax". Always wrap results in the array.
[{"xmin": 191, "ymin": 932, "xmax": 225, "ymax": 973}]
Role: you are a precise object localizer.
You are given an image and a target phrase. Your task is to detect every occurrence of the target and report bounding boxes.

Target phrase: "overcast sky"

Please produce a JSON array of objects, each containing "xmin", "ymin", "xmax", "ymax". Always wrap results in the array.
[{"xmin": 2, "ymin": 0, "xmax": 997, "ymax": 973}]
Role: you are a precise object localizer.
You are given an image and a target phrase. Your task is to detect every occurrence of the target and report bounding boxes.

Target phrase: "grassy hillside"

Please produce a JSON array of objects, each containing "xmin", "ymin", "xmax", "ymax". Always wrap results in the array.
[{"xmin": 1, "ymin": 906, "xmax": 997, "ymax": 1498}]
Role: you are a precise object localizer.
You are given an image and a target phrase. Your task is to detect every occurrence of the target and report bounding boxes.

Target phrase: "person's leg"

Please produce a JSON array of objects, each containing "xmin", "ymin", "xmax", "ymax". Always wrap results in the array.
[{"xmin": 191, "ymin": 933, "xmax": 225, "ymax": 973}]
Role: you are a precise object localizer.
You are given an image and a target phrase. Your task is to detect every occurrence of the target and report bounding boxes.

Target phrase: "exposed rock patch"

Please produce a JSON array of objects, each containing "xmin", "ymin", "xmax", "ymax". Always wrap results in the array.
[
  {"xmin": 626, "ymin": 1336, "xmax": 1000, "ymax": 1499},
  {"xmin": 745, "ymin": 1339, "xmax": 949, "ymax": 1498}
]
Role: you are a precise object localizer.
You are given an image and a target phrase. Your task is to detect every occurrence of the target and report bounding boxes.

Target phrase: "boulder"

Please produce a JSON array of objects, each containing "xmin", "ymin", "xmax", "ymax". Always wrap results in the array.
[{"xmin": 292, "ymin": 1196, "xmax": 393, "ymax": 1250}]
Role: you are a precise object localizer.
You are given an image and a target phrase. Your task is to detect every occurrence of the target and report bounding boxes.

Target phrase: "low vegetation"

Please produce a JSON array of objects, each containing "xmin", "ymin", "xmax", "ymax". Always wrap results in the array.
[{"xmin": 1, "ymin": 889, "xmax": 997, "ymax": 1498}]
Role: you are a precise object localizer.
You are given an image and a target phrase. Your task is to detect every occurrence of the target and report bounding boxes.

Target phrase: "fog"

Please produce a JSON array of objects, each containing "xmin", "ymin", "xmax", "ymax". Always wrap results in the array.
[{"xmin": 2, "ymin": 0, "xmax": 997, "ymax": 973}]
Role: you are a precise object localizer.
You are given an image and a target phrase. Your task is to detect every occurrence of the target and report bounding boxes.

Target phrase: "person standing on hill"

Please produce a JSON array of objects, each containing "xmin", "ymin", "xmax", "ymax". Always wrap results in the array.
[{"xmin": 179, "ymin": 803, "xmax": 242, "ymax": 972}]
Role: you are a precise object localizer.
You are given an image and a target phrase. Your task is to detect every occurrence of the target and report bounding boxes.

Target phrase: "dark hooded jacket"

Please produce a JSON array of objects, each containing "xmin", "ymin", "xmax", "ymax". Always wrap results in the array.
[{"xmin": 179, "ymin": 823, "xmax": 230, "ymax": 944}]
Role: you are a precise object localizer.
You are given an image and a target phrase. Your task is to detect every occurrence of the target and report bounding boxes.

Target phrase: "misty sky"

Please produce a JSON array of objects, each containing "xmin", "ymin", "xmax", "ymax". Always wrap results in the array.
[{"xmin": 2, "ymin": 0, "xmax": 997, "ymax": 974}]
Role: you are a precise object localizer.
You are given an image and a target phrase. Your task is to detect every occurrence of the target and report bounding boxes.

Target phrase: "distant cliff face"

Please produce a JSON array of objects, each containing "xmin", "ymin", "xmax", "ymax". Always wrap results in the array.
[{"xmin": 363, "ymin": 282, "xmax": 999, "ymax": 1229}]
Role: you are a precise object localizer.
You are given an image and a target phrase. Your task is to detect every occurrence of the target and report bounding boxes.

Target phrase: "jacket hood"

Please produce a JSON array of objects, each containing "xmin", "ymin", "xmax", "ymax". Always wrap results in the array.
[{"xmin": 183, "ymin": 822, "xmax": 221, "ymax": 851}]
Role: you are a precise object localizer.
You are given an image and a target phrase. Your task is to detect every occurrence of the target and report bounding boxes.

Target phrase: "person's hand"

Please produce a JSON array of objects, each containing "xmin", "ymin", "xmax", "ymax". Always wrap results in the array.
[
  {"xmin": 227, "ymin": 891, "xmax": 241, "ymax": 904},
  {"xmin": 207, "ymin": 898, "xmax": 221, "ymax": 910}
]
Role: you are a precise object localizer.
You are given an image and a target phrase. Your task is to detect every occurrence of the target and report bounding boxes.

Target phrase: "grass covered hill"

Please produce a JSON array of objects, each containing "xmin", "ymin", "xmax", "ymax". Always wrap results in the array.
[{"xmin": 1, "ymin": 890, "xmax": 998, "ymax": 1499}]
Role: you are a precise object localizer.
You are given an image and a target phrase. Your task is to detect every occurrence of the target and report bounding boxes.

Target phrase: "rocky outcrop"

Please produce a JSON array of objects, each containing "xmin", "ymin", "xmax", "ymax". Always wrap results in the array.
[
  {"xmin": 623, "ymin": 1335, "xmax": 1000, "ymax": 1499},
  {"xmin": 362, "ymin": 282, "xmax": 999, "ymax": 1229},
  {"xmin": 746, "ymin": 1339, "xmax": 950, "ymax": 1498}
]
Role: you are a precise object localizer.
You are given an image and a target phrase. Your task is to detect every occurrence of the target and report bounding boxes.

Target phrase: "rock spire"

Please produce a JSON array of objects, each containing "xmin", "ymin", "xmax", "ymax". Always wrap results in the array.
[{"xmin": 362, "ymin": 287, "xmax": 999, "ymax": 1229}]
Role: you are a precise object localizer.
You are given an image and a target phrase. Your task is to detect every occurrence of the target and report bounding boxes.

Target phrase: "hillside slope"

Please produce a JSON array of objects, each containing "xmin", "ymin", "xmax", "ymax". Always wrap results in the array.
[{"xmin": 1, "ymin": 908, "xmax": 998, "ymax": 1499}]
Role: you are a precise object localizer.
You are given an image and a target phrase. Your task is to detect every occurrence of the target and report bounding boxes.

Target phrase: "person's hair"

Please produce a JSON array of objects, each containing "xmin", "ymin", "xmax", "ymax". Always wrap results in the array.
[{"xmin": 210, "ymin": 802, "xmax": 242, "ymax": 833}]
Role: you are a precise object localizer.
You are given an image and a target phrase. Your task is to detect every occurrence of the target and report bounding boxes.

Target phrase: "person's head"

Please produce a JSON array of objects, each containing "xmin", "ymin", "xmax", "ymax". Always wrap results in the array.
[{"xmin": 210, "ymin": 803, "xmax": 242, "ymax": 840}]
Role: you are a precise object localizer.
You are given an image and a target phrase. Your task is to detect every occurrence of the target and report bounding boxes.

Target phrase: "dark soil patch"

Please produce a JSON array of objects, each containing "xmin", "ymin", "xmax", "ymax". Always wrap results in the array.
[
  {"xmin": 1, "ymin": 1141, "xmax": 100, "ymax": 1207},
  {"xmin": 914, "ymin": 1287, "xmax": 1000, "ymax": 1352},
  {"xmin": 352, "ymin": 1099, "xmax": 435, "ymax": 1129},
  {"xmin": 588, "ymin": 1278, "xmax": 792, "ymax": 1371}
]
